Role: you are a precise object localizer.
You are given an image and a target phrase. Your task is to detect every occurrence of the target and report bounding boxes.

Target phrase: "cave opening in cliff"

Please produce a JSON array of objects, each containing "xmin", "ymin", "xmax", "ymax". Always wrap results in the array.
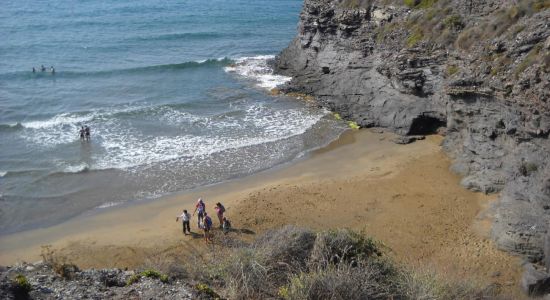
[{"xmin": 408, "ymin": 116, "xmax": 446, "ymax": 135}]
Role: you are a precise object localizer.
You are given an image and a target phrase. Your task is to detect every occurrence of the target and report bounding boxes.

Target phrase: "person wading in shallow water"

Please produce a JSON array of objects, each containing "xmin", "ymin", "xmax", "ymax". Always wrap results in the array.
[
  {"xmin": 176, "ymin": 209, "xmax": 191, "ymax": 235},
  {"xmin": 84, "ymin": 125, "xmax": 91, "ymax": 141},
  {"xmin": 193, "ymin": 198, "xmax": 206, "ymax": 228},
  {"xmin": 79, "ymin": 126, "xmax": 85, "ymax": 141}
]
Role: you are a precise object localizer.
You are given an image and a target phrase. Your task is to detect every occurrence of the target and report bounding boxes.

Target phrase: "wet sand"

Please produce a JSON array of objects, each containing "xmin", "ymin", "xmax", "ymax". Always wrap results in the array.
[{"xmin": 0, "ymin": 129, "xmax": 524, "ymax": 296}]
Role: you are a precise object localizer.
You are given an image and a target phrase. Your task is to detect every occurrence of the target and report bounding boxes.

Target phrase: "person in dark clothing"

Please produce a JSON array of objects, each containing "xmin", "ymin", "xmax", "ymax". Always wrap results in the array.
[
  {"xmin": 84, "ymin": 126, "xmax": 90, "ymax": 141},
  {"xmin": 79, "ymin": 126, "xmax": 85, "ymax": 140}
]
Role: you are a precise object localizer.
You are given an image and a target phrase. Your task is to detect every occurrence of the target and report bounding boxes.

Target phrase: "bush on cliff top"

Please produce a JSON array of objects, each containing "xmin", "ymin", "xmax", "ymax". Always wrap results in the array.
[{"xmin": 181, "ymin": 225, "xmax": 497, "ymax": 299}]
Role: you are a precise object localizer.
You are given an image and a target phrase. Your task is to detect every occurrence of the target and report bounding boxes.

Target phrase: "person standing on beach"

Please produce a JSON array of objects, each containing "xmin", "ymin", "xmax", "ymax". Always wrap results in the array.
[
  {"xmin": 214, "ymin": 202, "xmax": 225, "ymax": 228},
  {"xmin": 203, "ymin": 212, "xmax": 213, "ymax": 243},
  {"xmin": 176, "ymin": 209, "xmax": 191, "ymax": 235},
  {"xmin": 193, "ymin": 198, "xmax": 206, "ymax": 228}
]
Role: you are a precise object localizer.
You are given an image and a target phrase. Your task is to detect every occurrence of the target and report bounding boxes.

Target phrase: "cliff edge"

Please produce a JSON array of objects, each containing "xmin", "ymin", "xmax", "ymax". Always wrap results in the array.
[{"xmin": 276, "ymin": 0, "xmax": 550, "ymax": 266}]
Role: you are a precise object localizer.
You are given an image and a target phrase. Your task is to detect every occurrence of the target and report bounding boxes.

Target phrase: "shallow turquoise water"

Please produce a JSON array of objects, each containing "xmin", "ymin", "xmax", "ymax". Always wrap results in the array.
[{"xmin": 0, "ymin": 0, "xmax": 345, "ymax": 234}]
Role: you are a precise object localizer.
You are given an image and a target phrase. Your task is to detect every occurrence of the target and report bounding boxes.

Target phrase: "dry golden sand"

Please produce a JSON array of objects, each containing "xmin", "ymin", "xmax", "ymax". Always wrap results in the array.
[{"xmin": 0, "ymin": 129, "xmax": 524, "ymax": 296}]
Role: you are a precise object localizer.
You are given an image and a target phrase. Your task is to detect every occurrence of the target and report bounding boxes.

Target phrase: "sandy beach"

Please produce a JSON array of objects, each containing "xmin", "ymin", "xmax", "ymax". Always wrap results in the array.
[{"xmin": 0, "ymin": 129, "xmax": 524, "ymax": 296}]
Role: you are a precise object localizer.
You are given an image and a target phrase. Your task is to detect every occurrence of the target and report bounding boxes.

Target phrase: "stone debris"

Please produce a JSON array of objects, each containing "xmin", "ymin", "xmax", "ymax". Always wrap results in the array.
[{"xmin": 0, "ymin": 262, "xmax": 195, "ymax": 300}]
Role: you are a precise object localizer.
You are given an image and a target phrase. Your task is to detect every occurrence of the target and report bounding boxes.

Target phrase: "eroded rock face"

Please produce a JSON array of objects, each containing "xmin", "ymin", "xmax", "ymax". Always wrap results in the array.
[{"xmin": 276, "ymin": 0, "xmax": 549, "ymax": 263}]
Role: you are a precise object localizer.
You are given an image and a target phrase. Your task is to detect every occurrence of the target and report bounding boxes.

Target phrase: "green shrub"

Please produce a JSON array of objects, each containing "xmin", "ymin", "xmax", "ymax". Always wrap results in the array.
[
  {"xmin": 407, "ymin": 28, "xmax": 424, "ymax": 47},
  {"xmin": 126, "ymin": 269, "xmax": 170, "ymax": 285},
  {"xmin": 13, "ymin": 274, "xmax": 32, "ymax": 294},
  {"xmin": 404, "ymin": 0, "xmax": 419, "ymax": 7},
  {"xmin": 515, "ymin": 43, "xmax": 543, "ymax": 77},
  {"xmin": 195, "ymin": 283, "xmax": 222, "ymax": 299},
  {"xmin": 309, "ymin": 229, "xmax": 381, "ymax": 269},
  {"xmin": 519, "ymin": 162, "xmax": 539, "ymax": 176},
  {"xmin": 446, "ymin": 65, "xmax": 459, "ymax": 76},
  {"xmin": 126, "ymin": 274, "xmax": 141, "ymax": 285},
  {"xmin": 443, "ymin": 15, "xmax": 464, "ymax": 30},
  {"xmin": 533, "ymin": 0, "xmax": 550, "ymax": 11},
  {"xmin": 376, "ymin": 21, "xmax": 401, "ymax": 43},
  {"xmin": 141, "ymin": 269, "xmax": 161, "ymax": 279},
  {"xmin": 339, "ymin": 0, "xmax": 374, "ymax": 9},
  {"xmin": 404, "ymin": 0, "xmax": 438, "ymax": 9}
]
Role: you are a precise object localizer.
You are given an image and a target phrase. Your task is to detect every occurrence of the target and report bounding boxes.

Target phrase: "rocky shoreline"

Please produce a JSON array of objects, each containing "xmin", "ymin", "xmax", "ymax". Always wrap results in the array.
[{"xmin": 274, "ymin": 0, "xmax": 549, "ymax": 293}]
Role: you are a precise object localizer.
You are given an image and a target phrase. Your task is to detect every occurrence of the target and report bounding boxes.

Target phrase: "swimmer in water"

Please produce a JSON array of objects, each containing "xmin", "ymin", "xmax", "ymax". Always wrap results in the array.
[
  {"xmin": 50, "ymin": 66, "xmax": 55, "ymax": 74},
  {"xmin": 40, "ymin": 65, "xmax": 46, "ymax": 72}
]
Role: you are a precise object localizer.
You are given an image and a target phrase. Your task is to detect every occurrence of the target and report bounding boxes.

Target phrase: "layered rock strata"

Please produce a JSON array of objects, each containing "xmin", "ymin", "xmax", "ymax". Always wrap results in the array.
[{"xmin": 276, "ymin": 0, "xmax": 550, "ymax": 266}]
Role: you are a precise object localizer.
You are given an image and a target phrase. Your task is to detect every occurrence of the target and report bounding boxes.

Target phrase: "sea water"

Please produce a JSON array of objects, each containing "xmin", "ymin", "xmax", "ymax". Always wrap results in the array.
[{"xmin": 0, "ymin": 0, "xmax": 345, "ymax": 234}]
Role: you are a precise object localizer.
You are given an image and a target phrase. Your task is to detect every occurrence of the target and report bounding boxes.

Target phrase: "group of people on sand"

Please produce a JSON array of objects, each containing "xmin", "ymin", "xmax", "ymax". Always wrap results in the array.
[
  {"xmin": 79, "ymin": 125, "xmax": 91, "ymax": 141},
  {"xmin": 176, "ymin": 198, "xmax": 231, "ymax": 243},
  {"xmin": 32, "ymin": 65, "xmax": 55, "ymax": 74}
]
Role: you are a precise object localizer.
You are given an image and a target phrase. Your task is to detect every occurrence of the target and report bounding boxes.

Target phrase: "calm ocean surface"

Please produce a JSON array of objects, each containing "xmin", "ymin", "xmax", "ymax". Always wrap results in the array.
[{"xmin": 0, "ymin": 0, "xmax": 345, "ymax": 234}]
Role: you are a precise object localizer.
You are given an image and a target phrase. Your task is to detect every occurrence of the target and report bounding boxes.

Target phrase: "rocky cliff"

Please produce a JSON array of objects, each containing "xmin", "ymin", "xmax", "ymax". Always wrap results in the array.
[{"xmin": 276, "ymin": 0, "xmax": 550, "ymax": 265}]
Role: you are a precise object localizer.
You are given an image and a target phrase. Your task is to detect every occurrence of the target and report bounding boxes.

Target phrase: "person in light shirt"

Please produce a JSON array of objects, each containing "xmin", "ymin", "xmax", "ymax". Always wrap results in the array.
[
  {"xmin": 193, "ymin": 198, "xmax": 206, "ymax": 228},
  {"xmin": 176, "ymin": 209, "xmax": 191, "ymax": 235}
]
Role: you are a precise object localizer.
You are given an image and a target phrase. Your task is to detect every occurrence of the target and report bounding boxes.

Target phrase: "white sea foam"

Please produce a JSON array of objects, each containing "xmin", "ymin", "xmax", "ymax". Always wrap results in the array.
[
  {"xmin": 19, "ymin": 105, "xmax": 149, "ymax": 147},
  {"xmin": 224, "ymin": 55, "xmax": 291, "ymax": 90},
  {"xmin": 95, "ymin": 103, "xmax": 327, "ymax": 171},
  {"xmin": 62, "ymin": 163, "xmax": 90, "ymax": 174},
  {"xmin": 95, "ymin": 201, "xmax": 123, "ymax": 209},
  {"xmin": 17, "ymin": 87, "xmax": 328, "ymax": 173},
  {"xmin": 0, "ymin": 171, "xmax": 7, "ymax": 178}
]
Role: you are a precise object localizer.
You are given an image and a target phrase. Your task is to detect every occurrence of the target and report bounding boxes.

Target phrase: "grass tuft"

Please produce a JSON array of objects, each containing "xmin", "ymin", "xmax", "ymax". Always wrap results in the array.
[
  {"xmin": 404, "ymin": 0, "xmax": 438, "ymax": 9},
  {"xmin": 407, "ymin": 28, "xmax": 424, "ymax": 47}
]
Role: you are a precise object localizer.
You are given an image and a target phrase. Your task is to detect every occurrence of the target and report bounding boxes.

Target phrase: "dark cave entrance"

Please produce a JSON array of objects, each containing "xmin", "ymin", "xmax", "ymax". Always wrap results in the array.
[{"xmin": 407, "ymin": 115, "xmax": 446, "ymax": 135}]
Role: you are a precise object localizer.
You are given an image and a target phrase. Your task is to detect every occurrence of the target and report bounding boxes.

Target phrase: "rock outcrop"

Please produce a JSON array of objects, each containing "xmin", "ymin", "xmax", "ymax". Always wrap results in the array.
[
  {"xmin": 0, "ymin": 262, "xmax": 194, "ymax": 300},
  {"xmin": 276, "ymin": 0, "xmax": 549, "ymax": 266}
]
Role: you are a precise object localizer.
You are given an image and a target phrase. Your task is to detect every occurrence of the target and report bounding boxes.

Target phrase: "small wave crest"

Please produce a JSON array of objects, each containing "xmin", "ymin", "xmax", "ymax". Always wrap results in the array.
[
  {"xmin": 0, "ymin": 122, "xmax": 24, "ymax": 132},
  {"xmin": 95, "ymin": 201, "xmax": 124, "ymax": 209},
  {"xmin": 62, "ymin": 163, "xmax": 90, "ymax": 174},
  {"xmin": 128, "ymin": 31, "xmax": 224, "ymax": 42},
  {"xmin": 224, "ymin": 55, "xmax": 291, "ymax": 90},
  {"xmin": 0, "ymin": 58, "xmax": 233, "ymax": 81}
]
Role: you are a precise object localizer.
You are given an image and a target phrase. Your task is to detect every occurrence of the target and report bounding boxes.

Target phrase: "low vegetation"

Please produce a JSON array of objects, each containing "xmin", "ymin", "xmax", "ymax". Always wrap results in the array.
[
  {"xmin": 126, "ymin": 269, "xmax": 170, "ymax": 285},
  {"xmin": 12, "ymin": 274, "xmax": 32, "ymax": 298},
  {"xmin": 40, "ymin": 245, "xmax": 79, "ymax": 279},
  {"xmin": 404, "ymin": 0, "xmax": 438, "ymax": 9},
  {"xmin": 515, "ymin": 43, "xmax": 543, "ymax": 78},
  {"xmin": 180, "ymin": 225, "xmax": 498, "ymax": 299},
  {"xmin": 457, "ymin": 0, "xmax": 549, "ymax": 50}
]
